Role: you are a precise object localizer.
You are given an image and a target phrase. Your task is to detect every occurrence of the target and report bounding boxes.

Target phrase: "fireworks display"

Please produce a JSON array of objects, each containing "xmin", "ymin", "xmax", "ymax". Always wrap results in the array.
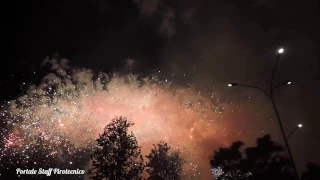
[{"xmin": 0, "ymin": 57, "xmax": 246, "ymax": 179}]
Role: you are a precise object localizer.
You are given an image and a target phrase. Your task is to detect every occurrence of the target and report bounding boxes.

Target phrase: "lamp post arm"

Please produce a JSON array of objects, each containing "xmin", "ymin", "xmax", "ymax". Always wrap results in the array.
[
  {"xmin": 236, "ymin": 84, "xmax": 271, "ymax": 98},
  {"xmin": 287, "ymin": 127, "xmax": 299, "ymax": 140},
  {"xmin": 273, "ymin": 81, "xmax": 291, "ymax": 90}
]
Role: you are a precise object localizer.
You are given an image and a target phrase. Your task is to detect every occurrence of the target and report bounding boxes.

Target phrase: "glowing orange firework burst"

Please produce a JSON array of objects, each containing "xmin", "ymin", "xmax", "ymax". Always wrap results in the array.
[{"xmin": 0, "ymin": 58, "xmax": 237, "ymax": 179}]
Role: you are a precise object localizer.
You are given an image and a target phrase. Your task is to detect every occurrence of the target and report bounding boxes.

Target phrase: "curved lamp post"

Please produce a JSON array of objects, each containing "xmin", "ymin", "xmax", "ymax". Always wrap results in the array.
[
  {"xmin": 287, "ymin": 124, "xmax": 303, "ymax": 140},
  {"xmin": 228, "ymin": 48, "xmax": 299, "ymax": 179}
]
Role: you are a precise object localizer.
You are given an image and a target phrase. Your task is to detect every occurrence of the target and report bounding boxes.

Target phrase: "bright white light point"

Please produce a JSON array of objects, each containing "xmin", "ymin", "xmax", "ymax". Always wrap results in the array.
[
  {"xmin": 278, "ymin": 48, "xmax": 284, "ymax": 54},
  {"xmin": 298, "ymin": 124, "xmax": 303, "ymax": 128},
  {"xmin": 228, "ymin": 84, "xmax": 232, "ymax": 87},
  {"xmin": 287, "ymin": 81, "xmax": 292, "ymax": 85},
  {"xmin": 60, "ymin": 124, "xmax": 64, "ymax": 127},
  {"xmin": 70, "ymin": 162, "xmax": 72, "ymax": 164}
]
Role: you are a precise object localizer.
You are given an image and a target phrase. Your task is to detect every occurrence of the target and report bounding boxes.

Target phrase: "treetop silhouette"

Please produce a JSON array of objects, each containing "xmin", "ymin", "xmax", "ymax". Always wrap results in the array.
[
  {"xmin": 88, "ymin": 116, "xmax": 144, "ymax": 180},
  {"xmin": 145, "ymin": 141, "xmax": 184, "ymax": 180}
]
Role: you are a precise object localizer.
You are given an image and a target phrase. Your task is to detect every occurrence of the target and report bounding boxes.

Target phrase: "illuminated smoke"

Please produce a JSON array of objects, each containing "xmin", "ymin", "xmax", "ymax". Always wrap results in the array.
[{"xmin": 1, "ymin": 56, "xmax": 236, "ymax": 179}]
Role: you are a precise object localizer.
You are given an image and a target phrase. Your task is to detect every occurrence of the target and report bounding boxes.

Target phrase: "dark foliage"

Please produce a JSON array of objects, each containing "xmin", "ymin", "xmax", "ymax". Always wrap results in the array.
[
  {"xmin": 145, "ymin": 141, "xmax": 184, "ymax": 180},
  {"xmin": 210, "ymin": 135, "xmax": 294, "ymax": 180},
  {"xmin": 88, "ymin": 116, "xmax": 144, "ymax": 180},
  {"xmin": 301, "ymin": 162, "xmax": 320, "ymax": 180}
]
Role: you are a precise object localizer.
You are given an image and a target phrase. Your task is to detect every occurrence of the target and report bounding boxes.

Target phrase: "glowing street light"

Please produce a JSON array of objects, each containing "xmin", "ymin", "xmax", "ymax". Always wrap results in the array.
[
  {"xmin": 278, "ymin": 48, "xmax": 284, "ymax": 54},
  {"xmin": 298, "ymin": 124, "xmax": 303, "ymax": 128},
  {"xmin": 228, "ymin": 83, "xmax": 238, "ymax": 87},
  {"xmin": 272, "ymin": 81, "xmax": 292, "ymax": 89}
]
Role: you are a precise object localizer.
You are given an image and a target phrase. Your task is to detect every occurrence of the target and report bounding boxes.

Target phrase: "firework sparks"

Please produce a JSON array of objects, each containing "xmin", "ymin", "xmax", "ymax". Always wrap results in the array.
[{"xmin": 0, "ymin": 58, "xmax": 238, "ymax": 179}]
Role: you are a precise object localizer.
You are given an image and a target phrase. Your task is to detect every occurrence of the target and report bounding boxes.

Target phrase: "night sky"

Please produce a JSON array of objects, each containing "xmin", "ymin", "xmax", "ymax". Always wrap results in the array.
[{"xmin": 2, "ymin": 0, "xmax": 320, "ymax": 179}]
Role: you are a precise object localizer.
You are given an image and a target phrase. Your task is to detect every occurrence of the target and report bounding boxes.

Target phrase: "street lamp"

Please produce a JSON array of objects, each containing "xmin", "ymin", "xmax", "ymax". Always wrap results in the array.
[
  {"xmin": 278, "ymin": 48, "xmax": 284, "ymax": 54},
  {"xmin": 287, "ymin": 124, "xmax": 302, "ymax": 140},
  {"xmin": 287, "ymin": 124, "xmax": 303, "ymax": 140},
  {"xmin": 228, "ymin": 48, "xmax": 299, "ymax": 179},
  {"xmin": 228, "ymin": 83, "xmax": 237, "ymax": 87}
]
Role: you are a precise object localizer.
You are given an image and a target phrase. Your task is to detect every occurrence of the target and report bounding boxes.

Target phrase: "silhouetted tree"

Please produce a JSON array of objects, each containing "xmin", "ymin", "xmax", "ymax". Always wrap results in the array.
[
  {"xmin": 145, "ymin": 141, "xmax": 184, "ymax": 180},
  {"xmin": 210, "ymin": 135, "xmax": 294, "ymax": 180},
  {"xmin": 301, "ymin": 162, "xmax": 320, "ymax": 180},
  {"xmin": 210, "ymin": 141, "xmax": 250, "ymax": 180},
  {"xmin": 88, "ymin": 116, "xmax": 144, "ymax": 180},
  {"xmin": 244, "ymin": 135, "xmax": 293, "ymax": 180}
]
